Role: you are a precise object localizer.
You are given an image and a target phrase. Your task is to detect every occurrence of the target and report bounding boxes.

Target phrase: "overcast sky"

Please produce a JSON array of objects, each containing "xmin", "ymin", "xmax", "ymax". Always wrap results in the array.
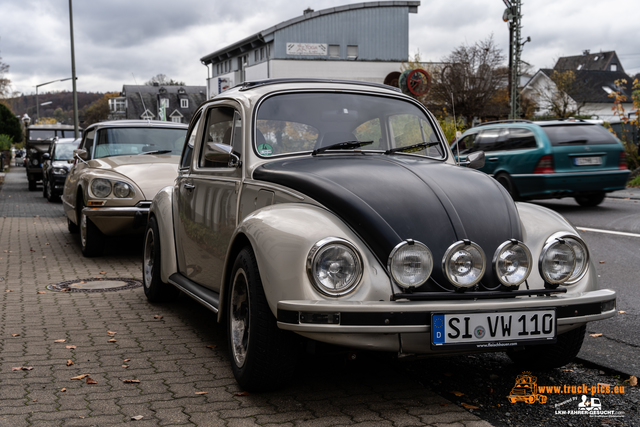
[{"xmin": 1, "ymin": 0, "xmax": 638, "ymax": 96}]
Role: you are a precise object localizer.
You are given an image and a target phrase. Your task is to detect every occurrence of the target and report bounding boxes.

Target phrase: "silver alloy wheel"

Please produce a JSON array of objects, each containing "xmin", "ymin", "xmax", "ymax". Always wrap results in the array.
[
  {"xmin": 230, "ymin": 269, "xmax": 250, "ymax": 368},
  {"xmin": 80, "ymin": 211, "xmax": 87, "ymax": 249},
  {"xmin": 143, "ymin": 227, "xmax": 154, "ymax": 288}
]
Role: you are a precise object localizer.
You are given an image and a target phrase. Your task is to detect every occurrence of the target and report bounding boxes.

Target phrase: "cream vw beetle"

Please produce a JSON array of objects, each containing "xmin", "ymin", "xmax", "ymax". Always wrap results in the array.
[
  {"xmin": 144, "ymin": 79, "xmax": 616, "ymax": 391},
  {"xmin": 63, "ymin": 120, "xmax": 188, "ymax": 257}
]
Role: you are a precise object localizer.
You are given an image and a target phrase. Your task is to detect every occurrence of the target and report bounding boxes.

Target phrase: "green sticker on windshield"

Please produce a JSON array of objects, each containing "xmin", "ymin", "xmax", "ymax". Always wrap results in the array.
[{"xmin": 258, "ymin": 143, "xmax": 273, "ymax": 156}]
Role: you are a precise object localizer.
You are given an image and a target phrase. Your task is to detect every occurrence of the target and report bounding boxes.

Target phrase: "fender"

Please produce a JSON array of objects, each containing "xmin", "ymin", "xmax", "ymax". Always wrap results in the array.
[
  {"xmin": 149, "ymin": 186, "xmax": 178, "ymax": 284},
  {"xmin": 218, "ymin": 203, "xmax": 393, "ymax": 322},
  {"xmin": 516, "ymin": 201, "xmax": 598, "ymax": 294}
]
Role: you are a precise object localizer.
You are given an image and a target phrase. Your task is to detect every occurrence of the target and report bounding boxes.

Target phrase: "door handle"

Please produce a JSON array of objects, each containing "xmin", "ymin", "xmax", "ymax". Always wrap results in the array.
[
  {"xmin": 488, "ymin": 157, "xmax": 499, "ymax": 161},
  {"xmin": 183, "ymin": 183, "xmax": 195, "ymax": 191}
]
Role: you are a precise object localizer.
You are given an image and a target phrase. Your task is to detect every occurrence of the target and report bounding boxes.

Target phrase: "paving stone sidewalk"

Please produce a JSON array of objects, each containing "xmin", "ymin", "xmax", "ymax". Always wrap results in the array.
[{"xmin": 0, "ymin": 167, "xmax": 492, "ymax": 427}]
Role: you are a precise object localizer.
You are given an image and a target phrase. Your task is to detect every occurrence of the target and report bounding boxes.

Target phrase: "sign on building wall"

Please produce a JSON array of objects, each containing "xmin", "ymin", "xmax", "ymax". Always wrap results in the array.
[
  {"xmin": 218, "ymin": 77, "xmax": 233, "ymax": 94},
  {"xmin": 286, "ymin": 43, "xmax": 327, "ymax": 56}
]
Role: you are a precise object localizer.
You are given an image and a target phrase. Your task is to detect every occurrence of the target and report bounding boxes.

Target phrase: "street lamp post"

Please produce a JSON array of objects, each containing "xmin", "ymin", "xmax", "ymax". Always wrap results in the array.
[
  {"xmin": 69, "ymin": 0, "xmax": 79, "ymax": 139},
  {"xmin": 35, "ymin": 77, "xmax": 73, "ymax": 123}
]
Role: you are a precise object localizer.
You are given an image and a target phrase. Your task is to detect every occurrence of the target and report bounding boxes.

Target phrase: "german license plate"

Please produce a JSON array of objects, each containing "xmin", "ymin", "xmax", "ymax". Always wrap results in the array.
[
  {"xmin": 574, "ymin": 156, "xmax": 602, "ymax": 166},
  {"xmin": 431, "ymin": 309, "xmax": 556, "ymax": 349}
]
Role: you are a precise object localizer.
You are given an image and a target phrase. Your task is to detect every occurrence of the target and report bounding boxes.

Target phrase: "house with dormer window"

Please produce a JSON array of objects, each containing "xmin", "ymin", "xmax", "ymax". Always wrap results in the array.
[{"xmin": 109, "ymin": 84, "xmax": 206, "ymax": 123}]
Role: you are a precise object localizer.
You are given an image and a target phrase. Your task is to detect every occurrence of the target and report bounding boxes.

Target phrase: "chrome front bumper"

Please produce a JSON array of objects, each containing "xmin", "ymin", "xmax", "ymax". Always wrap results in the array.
[{"xmin": 82, "ymin": 203, "xmax": 150, "ymax": 235}]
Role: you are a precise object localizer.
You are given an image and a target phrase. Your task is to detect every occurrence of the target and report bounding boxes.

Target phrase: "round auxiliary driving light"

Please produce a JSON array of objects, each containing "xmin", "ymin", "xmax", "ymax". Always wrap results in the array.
[
  {"xmin": 493, "ymin": 240, "xmax": 532, "ymax": 286},
  {"xmin": 539, "ymin": 236, "xmax": 576, "ymax": 285},
  {"xmin": 387, "ymin": 240, "xmax": 433, "ymax": 289},
  {"xmin": 443, "ymin": 240, "xmax": 486, "ymax": 288}
]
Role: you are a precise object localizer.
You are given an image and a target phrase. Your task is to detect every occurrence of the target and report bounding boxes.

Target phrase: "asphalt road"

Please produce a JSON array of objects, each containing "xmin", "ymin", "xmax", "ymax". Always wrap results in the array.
[{"xmin": 532, "ymin": 196, "xmax": 640, "ymax": 378}]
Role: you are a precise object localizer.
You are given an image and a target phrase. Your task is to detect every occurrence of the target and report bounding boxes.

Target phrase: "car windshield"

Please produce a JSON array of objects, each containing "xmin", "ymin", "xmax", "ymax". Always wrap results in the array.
[
  {"xmin": 54, "ymin": 143, "xmax": 77, "ymax": 160},
  {"xmin": 29, "ymin": 130, "xmax": 55, "ymax": 140},
  {"xmin": 542, "ymin": 124, "xmax": 618, "ymax": 146},
  {"xmin": 255, "ymin": 92, "xmax": 444, "ymax": 158},
  {"xmin": 93, "ymin": 127, "xmax": 187, "ymax": 159}
]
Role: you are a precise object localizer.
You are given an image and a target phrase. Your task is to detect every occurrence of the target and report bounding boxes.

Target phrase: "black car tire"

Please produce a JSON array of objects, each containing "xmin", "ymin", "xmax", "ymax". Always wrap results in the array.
[
  {"xmin": 495, "ymin": 173, "xmax": 520, "ymax": 201},
  {"xmin": 574, "ymin": 193, "xmax": 606, "ymax": 207},
  {"xmin": 79, "ymin": 201, "xmax": 105, "ymax": 257},
  {"xmin": 28, "ymin": 178, "xmax": 36, "ymax": 191},
  {"xmin": 44, "ymin": 179, "xmax": 60, "ymax": 202},
  {"xmin": 227, "ymin": 247, "xmax": 298, "ymax": 392},
  {"xmin": 67, "ymin": 217, "xmax": 79, "ymax": 234},
  {"xmin": 142, "ymin": 216, "xmax": 179, "ymax": 302},
  {"xmin": 507, "ymin": 325, "xmax": 586, "ymax": 369},
  {"xmin": 42, "ymin": 178, "xmax": 48, "ymax": 198}
]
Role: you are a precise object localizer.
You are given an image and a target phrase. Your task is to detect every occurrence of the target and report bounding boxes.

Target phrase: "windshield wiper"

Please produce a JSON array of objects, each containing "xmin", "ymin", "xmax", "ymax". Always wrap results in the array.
[
  {"xmin": 312, "ymin": 140, "xmax": 373, "ymax": 156},
  {"xmin": 385, "ymin": 141, "xmax": 439, "ymax": 154},
  {"xmin": 140, "ymin": 149, "xmax": 173, "ymax": 155}
]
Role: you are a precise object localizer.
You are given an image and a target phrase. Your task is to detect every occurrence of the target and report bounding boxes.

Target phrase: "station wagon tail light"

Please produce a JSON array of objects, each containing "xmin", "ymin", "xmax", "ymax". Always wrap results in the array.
[
  {"xmin": 388, "ymin": 240, "xmax": 433, "ymax": 289},
  {"xmin": 619, "ymin": 152, "xmax": 628, "ymax": 170},
  {"xmin": 493, "ymin": 240, "xmax": 532, "ymax": 287},
  {"xmin": 533, "ymin": 155, "xmax": 554, "ymax": 174},
  {"xmin": 307, "ymin": 237, "xmax": 363, "ymax": 297},
  {"xmin": 538, "ymin": 234, "xmax": 577, "ymax": 285},
  {"xmin": 442, "ymin": 240, "xmax": 485, "ymax": 288}
]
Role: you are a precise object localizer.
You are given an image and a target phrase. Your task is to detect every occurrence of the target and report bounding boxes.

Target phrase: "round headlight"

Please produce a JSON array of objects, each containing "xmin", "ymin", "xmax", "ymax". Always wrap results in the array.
[
  {"xmin": 113, "ymin": 182, "xmax": 133, "ymax": 198},
  {"xmin": 52, "ymin": 167, "xmax": 67, "ymax": 175},
  {"xmin": 443, "ymin": 240, "xmax": 485, "ymax": 288},
  {"xmin": 564, "ymin": 236, "xmax": 589, "ymax": 284},
  {"xmin": 388, "ymin": 240, "xmax": 433, "ymax": 289},
  {"xmin": 90, "ymin": 178, "xmax": 112, "ymax": 198},
  {"xmin": 539, "ymin": 236, "xmax": 576, "ymax": 284},
  {"xmin": 493, "ymin": 240, "xmax": 532, "ymax": 286},
  {"xmin": 307, "ymin": 238, "xmax": 362, "ymax": 297}
]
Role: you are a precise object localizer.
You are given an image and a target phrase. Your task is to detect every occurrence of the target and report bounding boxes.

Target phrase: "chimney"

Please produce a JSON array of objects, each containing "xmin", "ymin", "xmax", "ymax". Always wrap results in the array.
[
  {"xmin": 582, "ymin": 49, "xmax": 590, "ymax": 56},
  {"xmin": 304, "ymin": 7, "xmax": 314, "ymax": 15}
]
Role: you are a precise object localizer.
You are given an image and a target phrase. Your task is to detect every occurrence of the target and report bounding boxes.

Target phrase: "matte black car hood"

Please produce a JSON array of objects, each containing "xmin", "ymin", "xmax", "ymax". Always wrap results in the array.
[{"xmin": 254, "ymin": 155, "xmax": 522, "ymax": 288}]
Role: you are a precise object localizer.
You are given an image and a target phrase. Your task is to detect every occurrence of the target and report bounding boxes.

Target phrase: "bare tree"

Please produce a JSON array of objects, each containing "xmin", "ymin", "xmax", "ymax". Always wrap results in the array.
[
  {"xmin": 0, "ymin": 53, "xmax": 12, "ymax": 99},
  {"xmin": 145, "ymin": 74, "xmax": 185, "ymax": 86},
  {"xmin": 430, "ymin": 35, "xmax": 506, "ymax": 123}
]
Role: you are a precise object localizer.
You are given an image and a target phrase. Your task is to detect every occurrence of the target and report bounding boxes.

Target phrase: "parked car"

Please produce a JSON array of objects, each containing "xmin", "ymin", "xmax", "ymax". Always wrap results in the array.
[
  {"xmin": 24, "ymin": 124, "xmax": 82, "ymax": 191},
  {"xmin": 42, "ymin": 137, "xmax": 80, "ymax": 202},
  {"xmin": 144, "ymin": 79, "xmax": 616, "ymax": 391},
  {"xmin": 451, "ymin": 120, "xmax": 630, "ymax": 206},
  {"xmin": 62, "ymin": 120, "xmax": 188, "ymax": 257}
]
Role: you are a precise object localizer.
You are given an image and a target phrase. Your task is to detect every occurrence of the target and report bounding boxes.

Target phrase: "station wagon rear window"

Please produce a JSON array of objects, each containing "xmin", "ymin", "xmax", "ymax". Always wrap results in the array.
[
  {"xmin": 255, "ymin": 92, "xmax": 444, "ymax": 158},
  {"xmin": 542, "ymin": 124, "xmax": 618, "ymax": 146}
]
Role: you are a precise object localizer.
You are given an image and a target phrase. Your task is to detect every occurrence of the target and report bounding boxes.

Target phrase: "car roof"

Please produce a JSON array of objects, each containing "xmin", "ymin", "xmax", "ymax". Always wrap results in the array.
[
  {"xmin": 85, "ymin": 120, "xmax": 188, "ymax": 131},
  {"xmin": 237, "ymin": 78, "xmax": 402, "ymax": 93},
  {"xmin": 27, "ymin": 124, "xmax": 81, "ymax": 130}
]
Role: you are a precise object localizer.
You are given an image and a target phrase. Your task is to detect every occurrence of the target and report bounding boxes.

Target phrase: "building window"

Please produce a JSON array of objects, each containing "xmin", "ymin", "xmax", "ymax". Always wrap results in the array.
[
  {"xmin": 255, "ymin": 50, "xmax": 259, "ymax": 62},
  {"xmin": 260, "ymin": 47, "xmax": 264, "ymax": 60},
  {"xmin": 108, "ymin": 97, "xmax": 126, "ymax": 113},
  {"xmin": 181, "ymin": 98, "xmax": 189, "ymax": 109},
  {"xmin": 611, "ymin": 64, "xmax": 617, "ymax": 71},
  {"xmin": 328, "ymin": 45, "xmax": 340, "ymax": 58},
  {"xmin": 172, "ymin": 116, "xmax": 182, "ymax": 123},
  {"xmin": 347, "ymin": 45, "xmax": 358, "ymax": 58}
]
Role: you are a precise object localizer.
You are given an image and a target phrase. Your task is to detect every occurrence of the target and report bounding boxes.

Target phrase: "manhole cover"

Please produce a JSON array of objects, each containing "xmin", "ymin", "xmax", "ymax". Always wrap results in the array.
[{"xmin": 47, "ymin": 278, "xmax": 143, "ymax": 293}]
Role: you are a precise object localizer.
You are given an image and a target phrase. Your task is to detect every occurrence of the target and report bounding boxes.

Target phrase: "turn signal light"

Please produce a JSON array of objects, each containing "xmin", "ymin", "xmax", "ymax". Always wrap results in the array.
[
  {"xmin": 619, "ymin": 152, "xmax": 628, "ymax": 170},
  {"xmin": 534, "ymin": 155, "xmax": 554, "ymax": 174}
]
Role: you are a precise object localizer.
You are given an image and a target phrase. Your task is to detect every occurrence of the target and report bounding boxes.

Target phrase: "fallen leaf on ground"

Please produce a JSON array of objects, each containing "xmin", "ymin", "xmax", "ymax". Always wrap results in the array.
[
  {"xmin": 45, "ymin": 243, "xmax": 50, "ymax": 245},
  {"xmin": 195, "ymin": 391, "xmax": 208, "ymax": 395},
  {"xmin": 54, "ymin": 339, "xmax": 66, "ymax": 343},
  {"xmin": 235, "ymin": 391, "xmax": 250, "ymax": 396},
  {"xmin": 66, "ymin": 360, "xmax": 74, "ymax": 366},
  {"xmin": 123, "ymin": 358, "xmax": 131, "ymax": 362},
  {"xmin": 5, "ymin": 289, "xmax": 12, "ymax": 292},
  {"xmin": 11, "ymin": 333, "xmax": 20, "ymax": 337},
  {"xmin": 154, "ymin": 315, "xmax": 163, "ymax": 319},
  {"xmin": 439, "ymin": 403, "xmax": 448, "ymax": 407},
  {"xmin": 206, "ymin": 345, "xmax": 217, "ymax": 349},
  {"xmin": 131, "ymin": 415, "xmax": 144, "ymax": 421},
  {"xmin": 71, "ymin": 374, "xmax": 89, "ymax": 380},
  {"xmin": 122, "ymin": 365, "xmax": 129, "ymax": 368},
  {"xmin": 30, "ymin": 248, "xmax": 35, "ymax": 252},
  {"xmin": 107, "ymin": 331, "xmax": 117, "ymax": 336},
  {"xmin": 42, "ymin": 256, "xmax": 46, "ymax": 259},
  {"xmin": 619, "ymin": 311, "xmax": 626, "ymax": 314},
  {"xmin": 589, "ymin": 333, "xmax": 603, "ymax": 337},
  {"xmin": 123, "ymin": 379, "xmax": 140, "ymax": 383},
  {"xmin": 85, "ymin": 376, "xmax": 97, "ymax": 384},
  {"xmin": 451, "ymin": 391, "xmax": 464, "ymax": 397},
  {"xmin": 599, "ymin": 260, "xmax": 606, "ymax": 264},
  {"xmin": 60, "ymin": 388, "xmax": 66, "ymax": 392},
  {"xmin": 12, "ymin": 366, "xmax": 34, "ymax": 371},
  {"xmin": 562, "ymin": 369, "xmax": 574, "ymax": 372},
  {"xmin": 461, "ymin": 403, "xmax": 479, "ymax": 409},
  {"xmin": 630, "ymin": 376, "xmax": 638, "ymax": 386},
  {"xmin": 100, "ymin": 272, "xmax": 106, "ymax": 275},
  {"xmin": 443, "ymin": 372, "xmax": 453, "ymax": 377},
  {"xmin": 108, "ymin": 338, "xmax": 117, "ymax": 343},
  {"xmin": 66, "ymin": 345, "xmax": 77, "ymax": 349}
]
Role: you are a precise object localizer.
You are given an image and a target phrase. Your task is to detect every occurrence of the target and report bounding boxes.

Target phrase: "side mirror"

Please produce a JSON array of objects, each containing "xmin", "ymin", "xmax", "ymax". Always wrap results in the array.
[
  {"xmin": 462, "ymin": 151, "xmax": 485, "ymax": 169},
  {"xmin": 73, "ymin": 148, "xmax": 88, "ymax": 161},
  {"xmin": 67, "ymin": 158, "xmax": 75, "ymax": 164},
  {"xmin": 42, "ymin": 153, "xmax": 50, "ymax": 161},
  {"xmin": 204, "ymin": 142, "xmax": 241, "ymax": 167}
]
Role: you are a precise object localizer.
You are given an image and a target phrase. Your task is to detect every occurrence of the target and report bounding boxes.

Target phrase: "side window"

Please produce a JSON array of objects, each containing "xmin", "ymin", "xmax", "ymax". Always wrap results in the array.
[
  {"xmin": 456, "ymin": 133, "xmax": 478, "ymax": 155},
  {"xmin": 82, "ymin": 130, "xmax": 95, "ymax": 160},
  {"xmin": 180, "ymin": 112, "xmax": 202, "ymax": 169},
  {"xmin": 476, "ymin": 129, "xmax": 508, "ymax": 152},
  {"xmin": 389, "ymin": 114, "xmax": 442, "ymax": 157},
  {"xmin": 199, "ymin": 107, "xmax": 235, "ymax": 168},
  {"xmin": 506, "ymin": 128, "xmax": 537, "ymax": 150},
  {"xmin": 231, "ymin": 111, "xmax": 242, "ymax": 157}
]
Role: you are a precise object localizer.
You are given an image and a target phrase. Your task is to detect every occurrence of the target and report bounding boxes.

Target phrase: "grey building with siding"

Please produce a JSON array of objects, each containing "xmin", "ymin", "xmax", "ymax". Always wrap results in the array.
[
  {"xmin": 200, "ymin": 1, "xmax": 420, "ymax": 97},
  {"xmin": 109, "ymin": 84, "xmax": 207, "ymax": 124}
]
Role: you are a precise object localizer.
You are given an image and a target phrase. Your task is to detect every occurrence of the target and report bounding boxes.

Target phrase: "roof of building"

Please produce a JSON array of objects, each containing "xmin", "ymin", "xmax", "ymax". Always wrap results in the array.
[
  {"xmin": 538, "ymin": 68, "xmax": 634, "ymax": 103},
  {"xmin": 121, "ymin": 85, "xmax": 206, "ymax": 121},
  {"xmin": 554, "ymin": 51, "xmax": 623, "ymax": 73},
  {"xmin": 200, "ymin": 1, "xmax": 420, "ymax": 65}
]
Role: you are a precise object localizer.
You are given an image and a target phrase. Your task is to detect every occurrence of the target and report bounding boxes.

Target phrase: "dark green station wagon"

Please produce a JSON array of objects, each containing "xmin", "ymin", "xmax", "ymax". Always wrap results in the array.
[{"xmin": 452, "ymin": 120, "xmax": 630, "ymax": 206}]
